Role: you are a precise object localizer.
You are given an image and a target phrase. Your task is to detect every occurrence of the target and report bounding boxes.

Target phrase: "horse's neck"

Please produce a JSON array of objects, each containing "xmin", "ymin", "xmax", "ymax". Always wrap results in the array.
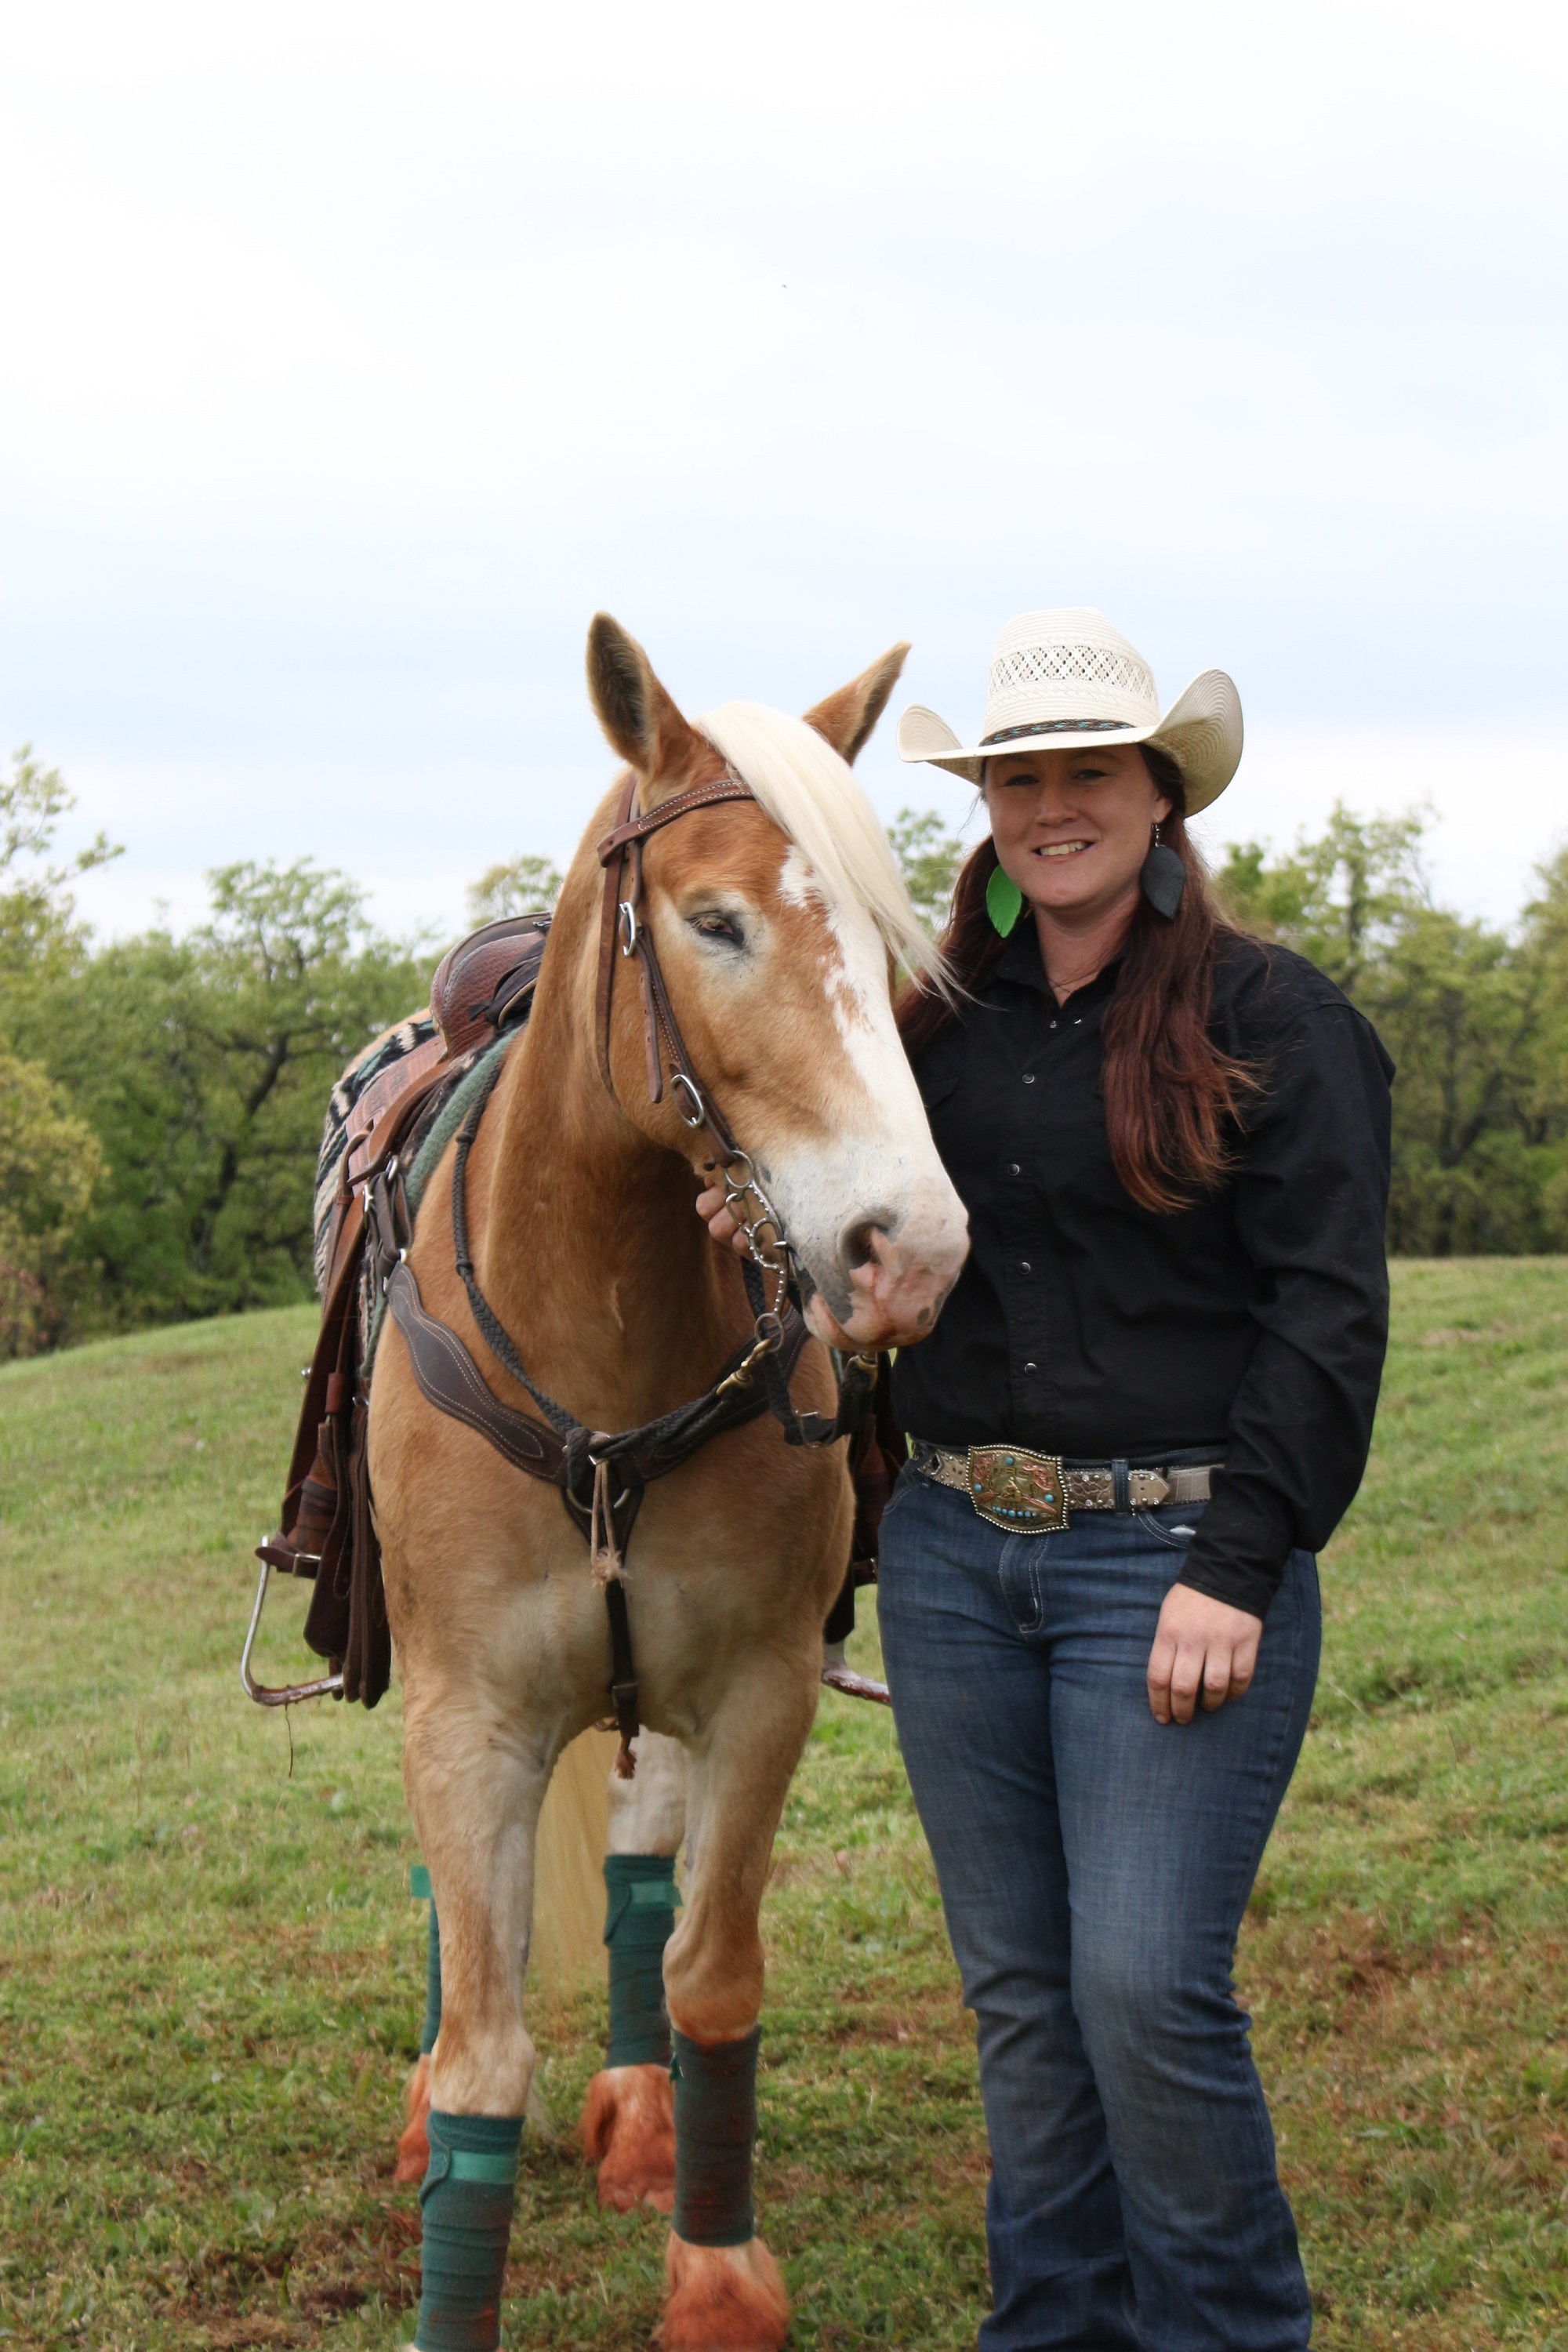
[{"xmin": 469, "ymin": 895, "xmax": 738, "ymax": 1429}]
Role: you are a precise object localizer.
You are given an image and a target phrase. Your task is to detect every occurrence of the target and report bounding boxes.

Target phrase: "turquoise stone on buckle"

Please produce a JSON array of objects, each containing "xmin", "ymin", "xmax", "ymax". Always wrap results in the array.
[{"xmin": 966, "ymin": 1446, "xmax": 1070, "ymax": 1534}]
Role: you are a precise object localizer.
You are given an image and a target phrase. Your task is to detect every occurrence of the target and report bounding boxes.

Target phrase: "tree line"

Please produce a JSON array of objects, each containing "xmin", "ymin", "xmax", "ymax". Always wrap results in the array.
[{"xmin": 2, "ymin": 753, "xmax": 1565, "ymax": 1357}]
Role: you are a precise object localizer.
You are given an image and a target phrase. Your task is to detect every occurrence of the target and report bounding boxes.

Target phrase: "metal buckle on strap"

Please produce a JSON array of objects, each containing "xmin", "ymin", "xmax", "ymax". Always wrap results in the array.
[
  {"xmin": 670, "ymin": 1071, "xmax": 706, "ymax": 1128},
  {"xmin": 967, "ymin": 1446, "xmax": 1069, "ymax": 1534},
  {"xmin": 914, "ymin": 1439, "xmax": 1217, "ymax": 1526}
]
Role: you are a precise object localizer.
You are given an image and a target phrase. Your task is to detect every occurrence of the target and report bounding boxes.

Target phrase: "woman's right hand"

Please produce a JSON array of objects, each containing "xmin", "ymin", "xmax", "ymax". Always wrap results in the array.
[{"xmin": 695, "ymin": 1176, "xmax": 753, "ymax": 1257}]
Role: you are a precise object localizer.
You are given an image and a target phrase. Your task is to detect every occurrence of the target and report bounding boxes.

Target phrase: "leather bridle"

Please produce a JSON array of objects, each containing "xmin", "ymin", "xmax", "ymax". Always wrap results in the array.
[
  {"xmin": 594, "ymin": 765, "xmax": 800, "ymax": 1367},
  {"xmin": 594, "ymin": 768, "xmax": 757, "ymax": 1131},
  {"xmin": 371, "ymin": 762, "xmax": 878, "ymax": 1777}
]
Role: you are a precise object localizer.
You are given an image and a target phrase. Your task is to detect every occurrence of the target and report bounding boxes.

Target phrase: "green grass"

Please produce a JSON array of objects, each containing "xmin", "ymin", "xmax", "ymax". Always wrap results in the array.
[{"xmin": 2, "ymin": 1263, "xmax": 1568, "ymax": 2348}]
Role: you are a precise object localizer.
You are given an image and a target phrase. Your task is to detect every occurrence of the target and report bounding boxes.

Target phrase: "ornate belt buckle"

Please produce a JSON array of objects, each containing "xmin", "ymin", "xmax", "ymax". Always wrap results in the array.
[{"xmin": 967, "ymin": 1446, "xmax": 1069, "ymax": 1535}]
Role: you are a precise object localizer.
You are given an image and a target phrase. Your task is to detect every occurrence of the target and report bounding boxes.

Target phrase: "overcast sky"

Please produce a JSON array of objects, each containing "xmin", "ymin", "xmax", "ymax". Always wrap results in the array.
[{"xmin": 2, "ymin": 0, "xmax": 1564, "ymax": 945}]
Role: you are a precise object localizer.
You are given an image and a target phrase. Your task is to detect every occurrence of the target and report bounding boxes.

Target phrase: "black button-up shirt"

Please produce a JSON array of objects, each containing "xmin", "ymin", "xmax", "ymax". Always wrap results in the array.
[{"xmin": 891, "ymin": 924, "xmax": 1394, "ymax": 1617}]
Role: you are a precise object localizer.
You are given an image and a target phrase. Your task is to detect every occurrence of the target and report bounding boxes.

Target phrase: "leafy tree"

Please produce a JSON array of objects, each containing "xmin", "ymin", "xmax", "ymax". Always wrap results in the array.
[
  {"xmin": 1214, "ymin": 805, "xmax": 1568, "ymax": 1255},
  {"xmin": 0, "ymin": 750, "xmax": 121, "ymax": 1351},
  {"xmin": 1362, "ymin": 908, "xmax": 1541, "ymax": 1254},
  {"xmin": 1519, "ymin": 848, "xmax": 1568, "ymax": 1138},
  {"xmin": 34, "ymin": 861, "xmax": 429, "ymax": 1327},
  {"xmin": 0, "ymin": 744, "xmax": 118, "ymax": 1011},
  {"xmin": 1212, "ymin": 805, "xmax": 1431, "ymax": 995},
  {"xmin": 467, "ymin": 854, "xmax": 564, "ymax": 924},
  {"xmin": 0, "ymin": 742, "xmax": 118, "ymax": 901},
  {"xmin": 889, "ymin": 808, "xmax": 965, "ymax": 936},
  {"xmin": 182, "ymin": 861, "xmax": 420, "ymax": 1285},
  {"xmin": 0, "ymin": 1051, "xmax": 103, "ymax": 1357}
]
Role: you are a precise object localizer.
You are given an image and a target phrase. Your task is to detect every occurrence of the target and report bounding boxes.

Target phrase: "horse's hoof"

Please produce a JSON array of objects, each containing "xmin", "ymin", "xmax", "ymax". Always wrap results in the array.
[
  {"xmin": 394, "ymin": 2050, "xmax": 434, "ymax": 2184},
  {"xmin": 579, "ymin": 2061, "xmax": 677, "ymax": 2212},
  {"xmin": 661, "ymin": 2234, "xmax": 790, "ymax": 2352}
]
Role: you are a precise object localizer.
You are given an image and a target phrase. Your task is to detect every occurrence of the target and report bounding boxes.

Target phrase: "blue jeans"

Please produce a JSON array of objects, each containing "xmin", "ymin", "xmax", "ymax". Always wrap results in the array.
[{"xmin": 877, "ymin": 1472, "xmax": 1319, "ymax": 2352}]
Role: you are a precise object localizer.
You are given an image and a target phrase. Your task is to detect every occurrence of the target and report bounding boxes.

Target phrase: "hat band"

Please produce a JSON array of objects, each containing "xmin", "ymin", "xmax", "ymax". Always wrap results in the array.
[{"xmin": 981, "ymin": 718, "xmax": 1140, "ymax": 746}]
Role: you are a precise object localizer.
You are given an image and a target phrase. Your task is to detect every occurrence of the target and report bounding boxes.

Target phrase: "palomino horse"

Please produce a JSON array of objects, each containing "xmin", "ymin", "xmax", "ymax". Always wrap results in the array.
[{"xmin": 370, "ymin": 616, "xmax": 967, "ymax": 2352}]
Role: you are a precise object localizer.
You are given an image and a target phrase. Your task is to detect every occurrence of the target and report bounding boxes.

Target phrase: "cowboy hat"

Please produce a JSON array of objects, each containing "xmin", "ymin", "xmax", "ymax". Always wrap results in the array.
[{"xmin": 897, "ymin": 608, "xmax": 1243, "ymax": 814}]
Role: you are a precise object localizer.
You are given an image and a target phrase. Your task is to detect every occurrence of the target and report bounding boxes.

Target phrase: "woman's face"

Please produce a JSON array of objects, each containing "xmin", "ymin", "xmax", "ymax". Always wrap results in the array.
[{"xmin": 984, "ymin": 743, "xmax": 1174, "ymax": 924}]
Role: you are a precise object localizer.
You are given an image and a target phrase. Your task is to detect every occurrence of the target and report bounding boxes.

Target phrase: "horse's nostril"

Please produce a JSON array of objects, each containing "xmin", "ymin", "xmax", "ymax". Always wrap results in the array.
[{"xmin": 840, "ymin": 1218, "xmax": 891, "ymax": 1272}]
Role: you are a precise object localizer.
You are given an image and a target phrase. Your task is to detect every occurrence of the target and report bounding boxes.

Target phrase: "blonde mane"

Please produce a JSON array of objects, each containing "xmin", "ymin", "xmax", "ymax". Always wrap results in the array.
[{"xmin": 696, "ymin": 700, "xmax": 946, "ymax": 986}]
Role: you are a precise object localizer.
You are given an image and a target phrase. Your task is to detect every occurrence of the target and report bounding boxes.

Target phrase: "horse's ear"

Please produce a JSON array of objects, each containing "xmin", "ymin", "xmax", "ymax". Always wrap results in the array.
[
  {"xmin": 586, "ymin": 614, "xmax": 707, "ymax": 786},
  {"xmin": 803, "ymin": 642, "xmax": 911, "ymax": 767}
]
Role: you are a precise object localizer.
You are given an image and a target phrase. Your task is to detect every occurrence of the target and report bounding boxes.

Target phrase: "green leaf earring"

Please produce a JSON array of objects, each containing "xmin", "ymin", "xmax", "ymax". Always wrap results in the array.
[{"xmin": 985, "ymin": 866, "xmax": 1024, "ymax": 937}]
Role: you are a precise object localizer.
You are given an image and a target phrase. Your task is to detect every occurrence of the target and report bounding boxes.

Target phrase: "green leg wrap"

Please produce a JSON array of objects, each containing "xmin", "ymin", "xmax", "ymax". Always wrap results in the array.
[
  {"xmin": 604, "ymin": 1853, "xmax": 681, "ymax": 2069},
  {"xmin": 422, "ymin": 1899, "xmax": 443, "ymax": 2056},
  {"xmin": 416, "ymin": 2108, "xmax": 523, "ymax": 2352},
  {"xmin": 670, "ymin": 2026, "xmax": 760, "ymax": 2248},
  {"xmin": 410, "ymin": 1866, "xmax": 443, "ymax": 2054}
]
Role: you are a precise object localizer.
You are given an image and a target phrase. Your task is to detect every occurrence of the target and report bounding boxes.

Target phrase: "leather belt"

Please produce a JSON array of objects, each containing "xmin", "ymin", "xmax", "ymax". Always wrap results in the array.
[{"xmin": 909, "ymin": 1440, "xmax": 1218, "ymax": 1536}]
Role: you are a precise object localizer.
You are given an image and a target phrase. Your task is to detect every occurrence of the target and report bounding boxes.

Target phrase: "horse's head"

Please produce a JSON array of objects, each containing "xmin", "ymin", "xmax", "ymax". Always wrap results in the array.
[{"xmin": 584, "ymin": 615, "xmax": 969, "ymax": 1354}]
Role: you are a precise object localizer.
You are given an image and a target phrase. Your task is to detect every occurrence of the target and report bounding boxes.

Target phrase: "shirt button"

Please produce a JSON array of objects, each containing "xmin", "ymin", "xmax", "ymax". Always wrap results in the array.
[
  {"xmin": 1022, "ymin": 1072, "xmax": 1036, "ymax": 1084},
  {"xmin": 1007, "ymin": 1162, "xmax": 1022, "ymax": 1176},
  {"xmin": 1019, "ymin": 1260, "xmax": 1032, "ymax": 1272},
  {"xmin": 1023, "ymin": 1361, "xmax": 1038, "ymax": 1374}
]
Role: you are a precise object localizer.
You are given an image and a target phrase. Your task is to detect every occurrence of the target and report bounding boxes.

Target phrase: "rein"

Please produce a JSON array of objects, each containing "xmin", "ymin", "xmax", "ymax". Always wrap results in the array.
[{"xmin": 374, "ymin": 767, "xmax": 877, "ymax": 1774}]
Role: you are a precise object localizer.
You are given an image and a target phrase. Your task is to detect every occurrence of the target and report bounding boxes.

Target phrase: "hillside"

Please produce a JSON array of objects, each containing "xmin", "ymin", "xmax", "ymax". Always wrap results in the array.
[{"xmin": 3, "ymin": 1265, "xmax": 1568, "ymax": 2349}]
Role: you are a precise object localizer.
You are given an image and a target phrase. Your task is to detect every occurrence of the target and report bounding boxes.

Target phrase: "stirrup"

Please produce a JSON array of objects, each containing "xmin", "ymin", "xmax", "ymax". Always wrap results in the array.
[
  {"xmin": 239, "ymin": 1553, "xmax": 345, "ymax": 1706},
  {"xmin": 820, "ymin": 1641, "xmax": 891, "ymax": 1707}
]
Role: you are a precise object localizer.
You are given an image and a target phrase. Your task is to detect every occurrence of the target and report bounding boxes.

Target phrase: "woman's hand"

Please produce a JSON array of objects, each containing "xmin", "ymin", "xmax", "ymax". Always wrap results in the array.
[
  {"xmin": 1146, "ymin": 1584, "xmax": 1264, "ymax": 1725},
  {"xmin": 694, "ymin": 1176, "xmax": 753, "ymax": 1258}
]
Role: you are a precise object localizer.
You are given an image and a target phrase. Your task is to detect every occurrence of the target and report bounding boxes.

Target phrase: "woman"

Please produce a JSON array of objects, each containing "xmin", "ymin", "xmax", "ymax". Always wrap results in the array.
[{"xmin": 706, "ymin": 608, "xmax": 1393, "ymax": 2350}]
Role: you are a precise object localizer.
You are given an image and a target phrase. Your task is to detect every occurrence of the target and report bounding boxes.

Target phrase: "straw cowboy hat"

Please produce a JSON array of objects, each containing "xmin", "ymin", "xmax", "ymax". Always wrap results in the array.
[{"xmin": 897, "ymin": 608, "xmax": 1243, "ymax": 814}]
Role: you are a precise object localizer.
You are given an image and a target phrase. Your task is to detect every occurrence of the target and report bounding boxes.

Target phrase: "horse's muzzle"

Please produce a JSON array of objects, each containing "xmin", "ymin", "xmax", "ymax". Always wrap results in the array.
[{"xmin": 804, "ymin": 1207, "xmax": 969, "ymax": 1352}]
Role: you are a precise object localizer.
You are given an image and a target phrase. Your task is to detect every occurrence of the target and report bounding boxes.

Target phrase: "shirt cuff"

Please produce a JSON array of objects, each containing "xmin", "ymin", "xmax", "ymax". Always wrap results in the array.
[{"xmin": 1178, "ymin": 1471, "xmax": 1297, "ymax": 1621}]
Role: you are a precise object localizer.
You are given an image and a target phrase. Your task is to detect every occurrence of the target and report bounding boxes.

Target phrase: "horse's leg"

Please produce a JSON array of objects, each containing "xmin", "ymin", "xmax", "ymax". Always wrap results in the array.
[
  {"xmin": 394, "ymin": 1883, "xmax": 443, "ymax": 2183},
  {"xmin": 400, "ymin": 1704, "xmax": 615, "ymax": 2186},
  {"xmin": 579, "ymin": 1730, "xmax": 685, "ymax": 2211},
  {"xmin": 404, "ymin": 1693, "xmax": 546, "ymax": 2352},
  {"xmin": 660, "ymin": 1670, "xmax": 815, "ymax": 2352}
]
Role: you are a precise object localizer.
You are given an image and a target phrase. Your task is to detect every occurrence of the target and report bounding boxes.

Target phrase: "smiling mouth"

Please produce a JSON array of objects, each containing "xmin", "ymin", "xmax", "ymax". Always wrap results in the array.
[{"xmin": 1033, "ymin": 840, "xmax": 1094, "ymax": 859}]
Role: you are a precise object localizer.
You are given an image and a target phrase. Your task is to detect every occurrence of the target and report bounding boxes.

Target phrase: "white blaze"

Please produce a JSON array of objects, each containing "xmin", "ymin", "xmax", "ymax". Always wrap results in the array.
[{"xmin": 771, "ymin": 844, "xmax": 967, "ymax": 1327}]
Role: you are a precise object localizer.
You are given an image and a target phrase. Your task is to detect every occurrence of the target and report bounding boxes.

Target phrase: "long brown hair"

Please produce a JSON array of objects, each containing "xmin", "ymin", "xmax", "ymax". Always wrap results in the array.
[{"xmin": 896, "ymin": 749, "xmax": 1255, "ymax": 1213}]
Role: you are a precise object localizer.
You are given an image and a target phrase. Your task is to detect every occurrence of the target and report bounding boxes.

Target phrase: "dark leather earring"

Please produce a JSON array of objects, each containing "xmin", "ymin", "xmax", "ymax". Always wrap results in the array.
[{"xmin": 1139, "ymin": 822, "xmax": 1185, "ymax": 919}]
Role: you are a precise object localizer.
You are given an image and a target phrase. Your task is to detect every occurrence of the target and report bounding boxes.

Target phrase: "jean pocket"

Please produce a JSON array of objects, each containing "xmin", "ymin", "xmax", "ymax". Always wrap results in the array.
[
  {"xmin": 1131, "ymin": 1504, "xmax": 1203, "ymax": 1552},
  {"xmin": 879, "ymin": 1463, "xmax": 919, "ymax": 1523}
]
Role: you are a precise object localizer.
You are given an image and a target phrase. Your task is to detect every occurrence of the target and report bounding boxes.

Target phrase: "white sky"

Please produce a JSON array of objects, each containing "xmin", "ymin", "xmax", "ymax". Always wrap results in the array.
[{"xmin": 2, "ymin": 0, "xmax": 1565, "ymax": 945}]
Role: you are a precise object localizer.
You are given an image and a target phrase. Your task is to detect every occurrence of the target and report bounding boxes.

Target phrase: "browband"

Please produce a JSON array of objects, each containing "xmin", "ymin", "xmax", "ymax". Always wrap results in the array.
[{"xmin": 595, "ymin": 773, "xmax": 756, "ymax": 864}]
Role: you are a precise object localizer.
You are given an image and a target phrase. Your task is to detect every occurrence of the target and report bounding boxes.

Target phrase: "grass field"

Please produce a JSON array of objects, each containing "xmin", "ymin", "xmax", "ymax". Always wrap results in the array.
[{"xmin": 3, "ymin": 1260, "xmax": 1568, "ymax": 2350}]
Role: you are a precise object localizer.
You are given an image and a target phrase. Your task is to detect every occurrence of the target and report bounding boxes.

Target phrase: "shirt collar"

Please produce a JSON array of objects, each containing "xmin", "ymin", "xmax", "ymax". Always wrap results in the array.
[{"xmin": 991, "ymin": 919, "xmax": 1124, "ymax": 1010}]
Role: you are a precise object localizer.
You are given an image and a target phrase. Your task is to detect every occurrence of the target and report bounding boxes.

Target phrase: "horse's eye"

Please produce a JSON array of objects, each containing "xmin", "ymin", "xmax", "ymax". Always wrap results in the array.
[{"xmin": 692, "ymin": 913, "xmax": 744, "ymax": 947}]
